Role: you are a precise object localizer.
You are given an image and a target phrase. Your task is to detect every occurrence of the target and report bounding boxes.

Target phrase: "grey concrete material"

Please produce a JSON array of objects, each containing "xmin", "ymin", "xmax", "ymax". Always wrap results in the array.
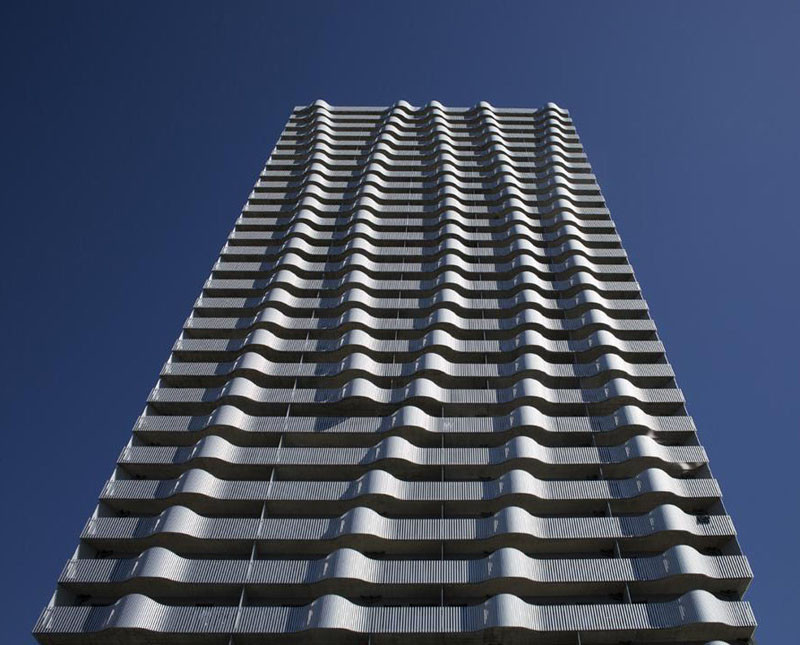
[
  {"xmin": 280, "ymin": 131, "xmax": 583, "ymax": 154},
  {"xmin": 225, "ymin": 220, "xmax": 618, "ymax": 246},
  {"xmin": 243, "ymin": 197, "xmax": 609, "ymax": 219},
  {"xmin": 235, "ymin": 210, "xmax": 615, "ymax": 239},
  {"xmin": 294, "ymin": 114, "xmax": 577, "ymax": 132},
  {"xmin": 247, "ymin": 199, "xmax": 603, "ymax": 220},
  {"xmin": 281, "ymin": 109, "xmax": 577, "ymax": 135},
  {"xmin": 285, "ymin": 113, "xmax": 574, "ymax": 132},
  {"xmin": 59, "ymin": 545, "xmax": 751, "ymax": 598},
  {"xmin": 118, "ymin": 434, "xmax": 704, "ymax": 481},
  {"xmin": 252, "ymin": 164, "xmax": 594, "ymax": 190},
  {"xmin": 273, "ymin": 134, "xmax": 590, "ymax": 156},
  {"xmin": 81, "ymin": 504, "xmax": 736, "ymax": 554},
  {"xmin": 252, "ymin": 168, "xmax": 596, "ymax": 187},
  {"xmin": 281, "ymin": 121, "xmax": 583, "ymax": 138},
  {"xmin": 172, "ymin": 328, "xmax": 665, "ymax": 361},
  {"xmin": 258, "ymin": 158, "xmax": 595, "ymax": 181},
  {"xmin": 271, "ymin": 140, "xmax": 589, "ymax": 165},
  {"xmin": 201, "ymin": 272, "xmax": 639, "ymax": 299},
  {"xmin": 220, "ymin": 236, "xmax": 630, "ymax": 261},
  {"xmin": 260, "ymin": 165, "xmax": 597, "ymax": 189},
  {"xmin": 236, "ymin": 218, "xmax": 615, "ymax": 243},
  {"xmin": 277, "ymin": 116, "xmax": 582, "ymax": 144},
  {"xmin": 211, "ymin": 254, "xmax": 636, "ymax": 279},
  {"xmin": 134, "ymin": 403, "xmax": 696, "ymax": 440},
  {"xmin": 236, "ymin": 212, "xmax": 613, "ymax": 235},
  {"xmin": 268, "ymin": 151, "xmax": 593, "ymax": 174},
  {"xmin": 277, "ymin": 133, "xmax": 587, "ymax": 159},
  {"xmin": 240, "ymin": 203, "xmax": 611, "ymax": 226},
  {"xmin": 99, "ymin": 468, "xmax": 721, "ymax": 518},
  {"xmin": 183, "ymin": 304, "xmax": 655, "ymax": 336},
  {"xmin": 258, "ymin": 166, "xmax": 610, "ymax": 196},
  {"xmin": 252, "ymin": 164, "xmax": 598, "ymax": 188},
  {"xmin": 203, "ymin": 274, "xmax": 638, "ymax": 298},
  {"xmin": 160, "ymin": 351, "xmax": 673, "ymax": 385},
  {"xmin": 293, "ymin": 98, "xmax": 567, "ymax": 117},
  {"xmin": 294, "ymin": 97, "xmax": 568, "ymax": 114},
  {"xmin": 145, "ymin": 376, "xmax": 685, "ymax": 416},
  {"xmin": 284, "ymin": 109, "xmax": 578, "ymax": 131},
  {"xmin": 191, "ymin": 289, "xmax": 648, "ymax": 319},
  {"xmin": 269, "ymin": 154, "xmax": 593, "ymax": 177},
  {"xmin": 34, "ymin": 591, "xmax": 755, "ymax": 643},
  {"xmin": 274, "ymin": 141, "xmax": 587, "ymax": 161}
]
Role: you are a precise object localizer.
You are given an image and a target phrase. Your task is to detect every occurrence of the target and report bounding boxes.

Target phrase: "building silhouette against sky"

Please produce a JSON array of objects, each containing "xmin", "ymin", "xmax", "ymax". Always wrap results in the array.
[{"xmin": 34, "ymin": 101, "xmax": 757, "ymax": 644}]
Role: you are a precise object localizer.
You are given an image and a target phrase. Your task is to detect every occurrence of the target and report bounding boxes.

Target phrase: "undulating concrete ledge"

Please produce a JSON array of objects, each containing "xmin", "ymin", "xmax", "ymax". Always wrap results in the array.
[
  {"xmin": 283, "ymin": 106, "xmax": 551, "ymax": 128},
  {"xmin": 267, "ymin": 159, "xmax": 593, "ymax": 184},
  {"xmin": 280, "ymin": 134, "xmax": 587, "ymax": 156},
  {"xmin": 255, "ymin": 173, "xmax": 601, "ymax": 206},
  {"xmin": 133, "ymin": 404, "xmax": 697, "ymax": 445},
  {"xmin": 81, "ymin": 504, "xmax": 736, "ymax": 552},
  {"xmin": 160, "ymin": 351, "xmax": 671, "ymax": 385},
  {"xmin": 290, "ymin": 106, "xmax": 568, "ymax": 122},
  {"xmin": 283, "ymin": 118, "xmax": 577, "ymax": 135},
  {"xmin": 99, "ymin": 467, "xmax": 720, "ymax": 516},
  {"xmin": 239, "ymin": 208, "xmax": 611, "ymax": 233},
  {"xmin": 237, "ymin": 213, "xmax": 612, "ymax": 237},
  {"xmin": 281, "ymin": 132, "xmax": 582, "ymax": 151},
  {"xmin": 220, "ymin": 247, "xmax": 628, "ymax": 273},
  {"xmin": 285, "ymin": 116, "xmax": 577, "ymax": 140},
  {"xmin": 247, "ymin": 187, "xmax": 602, "ymax": 210},
  {"xmin": 275, "ymin": 136, "xmax": 587, "ymax": 163},
  {"xmin": 220, "ymin": 236, "xmax": 629, "ymax": 262},
  {"xmin": 285, "ymin": 108, "xmax": 575, "ymax": 134},
  {"xmin": 255, "ymin": 158, "xmax": 600, "ymax": 184},
  {"xmin": 267, "ymin": 158, "xmax": 593, "ymax": 184},
  {"xmin": 213, "ymin": 249, "xmax": 634, "ymax": 280},
  {"xmin": 284, "ymin": 120, "xmax": 581, "ymax": 138},
  {"xmin": 264, "ymin": 129, "xmax": 586, "ymax": 149},
  {"xmin": 250, "ymin": 171, "xmax": 597, "ymax": 199},
  {"xmin": 297, "ymin": 99, "xmax": 569, "ymax": 116},
  {"xmin": 201, "ymin": 271, "xmax": 639, "ymax": 299},
  {"xmin": 225, "ymin": 221, "xmax": 617, "ymax": 247},
  {"xmin": 293, "ymin": 99, "xmax": 568, "ymax": 117},
  {"xmin": 224, "ymin": 229, "xmax": 618, "ymax": 257},
  {"xmin": 278, "ymin": 130, "xmax": 585, "ymax": 149},
  {"xmin": 147, "ymin": 376, "xmax": 684, "ymax": 411},
  {"xmin": 247, "ymin": 191, "xmax": 602, "ymax": 215},
  {"xmin": 269, "ymin": 132, "xmax": 580, "ymax": 158},
  {"xmin": 183, "ymin": 306, "xmax": 654, "ymax": 336},
  {"xmin": 191, "ymin": 288, "xmax": 647, "ymax": 319},
  {"xmin": 119, "ymin": 434, "xmax": 704, "ymax": 480},
  {"xmin": 270, "ymin": 141, "xmax": 588, "ymax": 168},
  {"xmin": 245, "ymin": 187, "xmax": 604, "ymax": 216},
  {"xmin": 59, "ymin": 545, "xmax": 751, "ymax": 597},
  {"xmin": 269, "ymin": 145, "xmax": 589, "ymax": 174},
  {"xmin": 287, "ymin": 110, "xmax": 574, "ymax": 131},
  {"xmin": 173, "ymin": 328, "xmax": 663, "ymax": 361},
  {"xmin": 287, "ymin": 106, "xmax": 571, "ymax": 129},
  {"xmin": 33, "ymin": 591, "xmax": 755, "ymax": 644}
]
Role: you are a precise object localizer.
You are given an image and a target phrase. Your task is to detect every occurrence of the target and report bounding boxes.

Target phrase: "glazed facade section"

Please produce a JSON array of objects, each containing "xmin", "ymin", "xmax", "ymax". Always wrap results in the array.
[{"xmin": 34, "ymin": 101, "xmax": 756, "ymax": 644}]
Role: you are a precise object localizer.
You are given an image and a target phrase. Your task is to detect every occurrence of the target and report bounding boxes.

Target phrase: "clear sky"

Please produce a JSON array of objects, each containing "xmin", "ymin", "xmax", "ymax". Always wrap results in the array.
[{"xmin": 1, "ymin": 2, "xmax": 797, "ymax": 642}]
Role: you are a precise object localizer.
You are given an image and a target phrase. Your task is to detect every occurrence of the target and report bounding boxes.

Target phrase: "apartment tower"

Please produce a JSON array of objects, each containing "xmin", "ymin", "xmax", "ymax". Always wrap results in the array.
[{"xmin": 34, "ymin": 101, "xmax": 757, "ymax": 644}]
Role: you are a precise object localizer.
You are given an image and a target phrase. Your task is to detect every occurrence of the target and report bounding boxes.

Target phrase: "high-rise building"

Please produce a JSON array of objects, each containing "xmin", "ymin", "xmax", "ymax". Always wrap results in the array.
[{"xmin": 34, "ymin": 101, "xmax": 757, "ymax": 644}]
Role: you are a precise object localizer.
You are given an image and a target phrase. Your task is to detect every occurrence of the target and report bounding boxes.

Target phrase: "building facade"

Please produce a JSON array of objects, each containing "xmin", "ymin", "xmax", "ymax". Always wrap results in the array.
[{"xmin": 34, "ymin": 101, "xmax": 756, "ymax": 644}]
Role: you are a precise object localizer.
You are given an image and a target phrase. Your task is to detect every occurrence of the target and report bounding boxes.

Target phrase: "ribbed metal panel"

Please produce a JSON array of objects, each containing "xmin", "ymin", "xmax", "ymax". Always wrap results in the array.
[{"xmin": 34, "ymin": 101, "xmax": 756, "ymax": 644}]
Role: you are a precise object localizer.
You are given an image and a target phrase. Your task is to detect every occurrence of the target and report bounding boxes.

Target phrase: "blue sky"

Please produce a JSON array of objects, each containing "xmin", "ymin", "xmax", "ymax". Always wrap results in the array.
[{"xmin": 2, "ymin": 2, "xmax": 797, "ymax": 641}]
